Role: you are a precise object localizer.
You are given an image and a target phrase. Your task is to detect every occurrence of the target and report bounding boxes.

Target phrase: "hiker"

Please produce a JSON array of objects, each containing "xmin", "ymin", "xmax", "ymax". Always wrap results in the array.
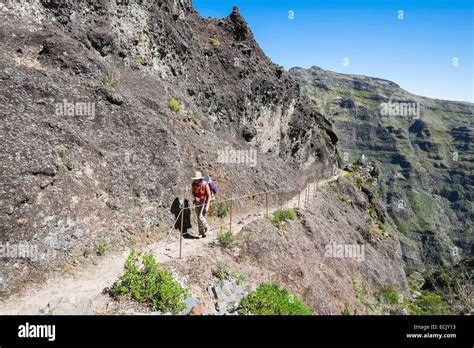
[{"xmin": 191, "ymin": 171, "xmax": 211, "ymax": 237}]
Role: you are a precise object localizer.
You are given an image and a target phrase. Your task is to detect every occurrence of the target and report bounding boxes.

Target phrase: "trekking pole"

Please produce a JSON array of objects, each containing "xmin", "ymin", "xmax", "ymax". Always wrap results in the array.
[{"xmin": 179, "ymin": 208, "xmax": 184, "ymax": 259}]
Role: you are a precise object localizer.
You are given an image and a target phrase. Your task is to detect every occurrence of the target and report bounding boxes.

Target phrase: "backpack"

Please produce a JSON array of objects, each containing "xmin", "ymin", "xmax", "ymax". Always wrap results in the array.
[{"xmin": 203, "ymin": 175, "xmax": 218, "ymax": 199}]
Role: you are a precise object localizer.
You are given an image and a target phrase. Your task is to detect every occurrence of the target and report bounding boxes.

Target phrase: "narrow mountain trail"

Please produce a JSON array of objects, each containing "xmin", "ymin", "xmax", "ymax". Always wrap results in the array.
[{"xmin": 0, "ymin": 172, "xmax": 342, "ymax": 314}]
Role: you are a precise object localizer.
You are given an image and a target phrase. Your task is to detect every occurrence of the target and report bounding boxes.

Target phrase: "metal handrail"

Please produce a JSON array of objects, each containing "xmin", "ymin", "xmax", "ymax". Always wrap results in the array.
[{"xmin": 166, "ymin": 174, "xmax": 337, "ymax": 258}]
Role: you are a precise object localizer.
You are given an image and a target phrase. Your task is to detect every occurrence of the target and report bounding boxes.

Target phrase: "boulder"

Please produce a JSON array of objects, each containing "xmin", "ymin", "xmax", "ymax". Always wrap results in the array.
[
  {"xmin": 411, "ymin": 291, "xmax": 421, "ymax": 299},
  {"xmin": 182, "ymin": 297, "xmax": 199, "ymax": 315},
  {"xmin": 106, "ymin": 92, "xmax": 124, "ymax": 106},
  {"xmin": 190, "ymin": 305, "xmax": 205, "ymax": 315},
  {"xmin": 47, "ymin": 296, "xmax": 96, "ymax": 315}
]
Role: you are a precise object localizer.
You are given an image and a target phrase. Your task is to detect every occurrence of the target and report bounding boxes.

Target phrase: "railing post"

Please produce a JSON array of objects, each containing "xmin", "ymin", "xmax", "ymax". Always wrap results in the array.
[
  {"xmin": 265, "ymin": 192, "xmax": 269, "ymax": 216},
  {"xmin": 179, "ymin": 208, "xmax": 184, "ymax": 259},
  {"xmin": 229, "ymin": 200, "xmax": 233, "ymax": 233}
]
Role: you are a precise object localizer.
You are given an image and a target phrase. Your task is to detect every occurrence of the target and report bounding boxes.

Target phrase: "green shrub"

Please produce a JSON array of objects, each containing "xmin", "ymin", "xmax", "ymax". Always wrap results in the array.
[
  {"xmin": 212, "ymin": 262, "xmax": 245, "ymax": 284},
  {"xmin": 112, "ymin": 250, "xmax": 189, "ymax": 314},
  {"xmin": 341, "ymin": 304, "xmax": 350, "ymax": 315},
  {"xmin": 266, "ymin": 208, "xmax": 297, "ymax": 229},
  {"xmin": 217, "ymin": 227, "xmax": 234, "ymax": 248},
  {"xmin": 328, "ymin": 180, "xmax": 339, "ymax": 193},
  {"xmin": 212, "ymin": 262, "xmax": 233, "ymax": 280},
  {"xmin": 96, "ymin": 243, "xmax": 107, "ymax": 256},
  {"xmin": 408, "ymin": 276, "xmax": 424, "ymax": 291},
  {"xmin": 338, "ymin": 194, "xmax": 352, "ymax": 204},
  {"xmin": 409, "ymin": 291, "xmax": 453, "ymax": 315},
  {"xmin": 210, "ymin": 37, "xmax": 221, "ymax": 47},
  {"xmin": 352, "ymin": 277, "xmax": 364, "ymax": 301},
  {"xmin": 375, "ymin": 286, "xmax": 401, "ymax": 305},
  {"xmin": 319, "ymin": 128, "xmax": 328, "ymax": 140},
  {"xmin": 217, "ymin": 202, "xmax": 228, "ymax": 218},
  {"xmin": 133, "ymin": 57, "xmax": 143, "ymax": 69},
  {"xmin": 378, "ymin": 221, "xmax": 386, "ymax": 231},
  {"xmin": 368, "ymin": 203, "xmax": 376, "ymax": 217},
  {"xmin": 101, "ymin": 58, "xmax": 120, "ymax": 87},
  {"xmin": 341, "ymin": 304, "xmax": 357, "ymax": 315},
  {"xmin": 239, "ymin": 283, "xmax": 312, "ymax": 315},
  {"xmin": 101, "ymin": 73, "xmax": 117, "ymax": 86},
  {"xmin": 236, "ymin": 274, "xmax": 246, "ymax": 285},
  {"xmin": 169, "ymin": 98, "xmax": 181, "ymax": 113},
  {"xmin": 274, "ymin": 208, "xmax": 297, "ymax": 221},
  {"xmin": 355, "ymin": 177, "xmax": 364, "ymax": 188},
  {"xmin": 59, "ymin": 148, "xmax": 66, "ymax": 158}
]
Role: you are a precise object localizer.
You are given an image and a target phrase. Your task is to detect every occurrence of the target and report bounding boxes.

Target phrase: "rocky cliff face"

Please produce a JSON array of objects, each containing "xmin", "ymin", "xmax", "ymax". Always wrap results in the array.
[
  {"xmin": 290, "ymin": 66, "xmax": 473, "ymax": 270},
  {"xmin": 0, "ymin": 1, "xmax": 339, "ymax": 292}
]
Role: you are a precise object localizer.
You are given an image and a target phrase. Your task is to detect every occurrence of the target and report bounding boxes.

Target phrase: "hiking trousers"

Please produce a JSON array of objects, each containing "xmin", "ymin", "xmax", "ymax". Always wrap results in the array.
[{"xmin": 195, "ymin": 204, "xmax": 210, "ymax": 235}]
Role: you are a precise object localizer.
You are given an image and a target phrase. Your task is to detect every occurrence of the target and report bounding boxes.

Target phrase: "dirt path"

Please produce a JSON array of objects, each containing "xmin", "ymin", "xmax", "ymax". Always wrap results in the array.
[{"xmin": 0, "ymin": 172, "xmax": 341, "ymax": 314}]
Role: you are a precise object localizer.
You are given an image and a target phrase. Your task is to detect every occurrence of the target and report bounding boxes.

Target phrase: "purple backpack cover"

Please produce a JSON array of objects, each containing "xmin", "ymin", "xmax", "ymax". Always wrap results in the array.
[{"xmin": 203, "ymin": 175, "xmax": 218, "ymax": 195}]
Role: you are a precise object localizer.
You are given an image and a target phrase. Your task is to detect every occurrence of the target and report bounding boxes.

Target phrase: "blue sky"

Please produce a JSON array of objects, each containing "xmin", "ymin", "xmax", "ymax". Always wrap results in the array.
[{"xmin": 193, "ymin": 0, "xmax": 473, "ymax": 102}]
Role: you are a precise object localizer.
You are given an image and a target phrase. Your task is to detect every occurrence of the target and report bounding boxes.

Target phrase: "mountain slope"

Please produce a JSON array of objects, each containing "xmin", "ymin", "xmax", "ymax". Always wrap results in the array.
[
  {"xmin": 290, "ymin": 66, "xmax": 473, "ymax": 270},
  {"xmin": 0, "ymin": 1, "xmax": 339, "ymax": 293}
]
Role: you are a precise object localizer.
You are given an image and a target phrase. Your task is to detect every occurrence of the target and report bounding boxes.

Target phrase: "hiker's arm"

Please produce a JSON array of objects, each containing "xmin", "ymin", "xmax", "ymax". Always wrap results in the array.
[{"xmin": 205, "ymin": 184, "xmax": 212, "ymax": 213}]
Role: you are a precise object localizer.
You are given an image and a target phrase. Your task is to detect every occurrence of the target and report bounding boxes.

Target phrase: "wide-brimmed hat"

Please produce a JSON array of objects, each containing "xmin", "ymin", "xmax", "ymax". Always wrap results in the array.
[{"xmin": 191, "ymin": 171, "xmax": 203, "ymax": 180}]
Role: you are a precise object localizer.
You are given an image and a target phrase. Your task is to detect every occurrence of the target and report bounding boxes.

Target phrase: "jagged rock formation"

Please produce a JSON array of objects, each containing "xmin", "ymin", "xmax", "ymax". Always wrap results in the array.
[
  {"xmin": 0, "ymin": 1, "xmax": 339, "ymax": 293},
  {"xmin": 290, "ymin": 66, "xmax": 473, "ymax": 270}
]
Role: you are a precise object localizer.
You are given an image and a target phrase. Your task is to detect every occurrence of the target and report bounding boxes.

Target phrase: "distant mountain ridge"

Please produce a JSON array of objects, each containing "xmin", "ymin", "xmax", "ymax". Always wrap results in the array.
[{"xmin": 290, "ymin": 65, "xmax": 473, "ymax": 270}]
